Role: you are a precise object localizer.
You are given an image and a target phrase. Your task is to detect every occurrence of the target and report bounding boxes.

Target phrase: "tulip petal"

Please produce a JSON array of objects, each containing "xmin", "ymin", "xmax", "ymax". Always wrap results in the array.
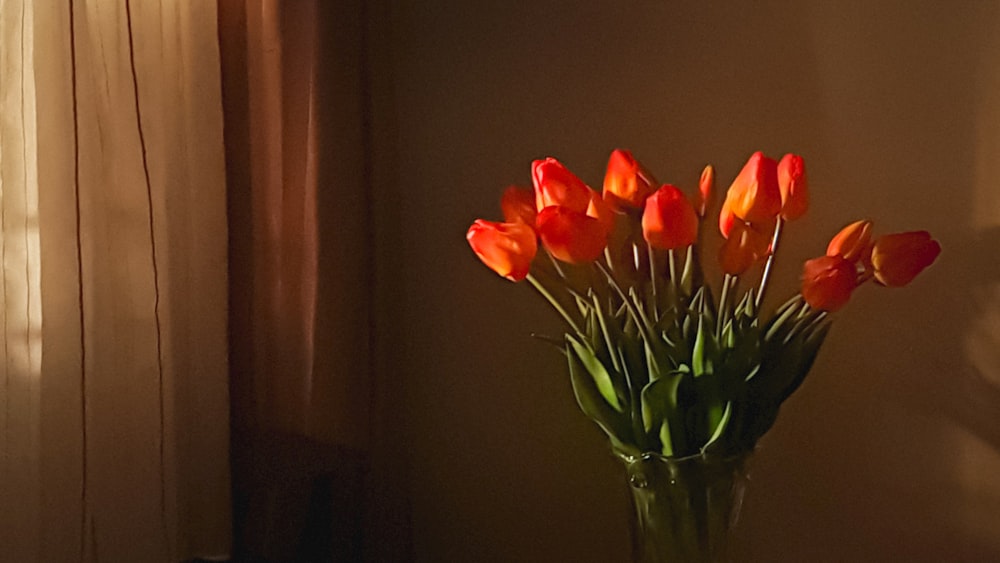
[
  {"xmin": 719, "ymin": 197, "xmax": 736, "ymax": 238},
  {"xmin": 536, "ymin": 206, "xmax": 608, "ymax": 264},
  {"xmin": 500, "ymin": 185, "xmax": 538, "ymax": 225},
  {"xmin": 718, "ymin": 220, "xmax": 771, "ymax": 275},
  {"xmin": 696, "ymin": 164, "xmax": 715, "ymax": 217},
  {"xmin": 777, "ymin": 153, "xmax": 808, "ymax": 221},
  {"xmin": 871, "ymin": 231, "xmax": 941, "ymax": 287},
  {"xmin": 719, "ymin": 236, "xmax": 755, "ymax": 276},
  {"xmin": 603, "ymin": 149, "xmax": 656, "ymax": 209},
  {"xmin": 801, "ymin": 255, "xmax": 857, "ymax": 311},
  {"xmin": 724, "ymin": 151, "xmax": 782, "ymax": 224},
  {"xmin": 587, "ymin": 191, "xmax": 617, "ymax": 235},
  {"xmin": 532, "ymin": 157, "xmax": 593, "ymax": 213},
  {"xmin": 642, "ymin": 184, "xmax": 699, "ymax": 250},
  {"xmin": 826, "ymin": 220, "xmax": 873, "ymax": 263},
  {"xmin": 466, "ymin": 220, "xmax": 538, "ymax": 281}
]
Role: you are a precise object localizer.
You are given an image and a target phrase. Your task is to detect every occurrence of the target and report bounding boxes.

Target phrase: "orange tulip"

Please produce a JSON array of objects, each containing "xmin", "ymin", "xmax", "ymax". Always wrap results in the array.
[
  {"xmin": 532, "ymin": 157, "xmax": 593, "ymax": 213},
  {"xmin": 826, "ymin": 220, "xmax": 873, "ymax": 263},
  {"xmin": 870, "ymin": 231, "xmax": 941, "ymax": 287},
  {"xmin": 777, "ymin": 153, "xmax": 808, "ymax": 220},
  {"xmin": 723, "ymin": 151, "xmax": 782, "ymax": 224},
  {"xmin": 642, "ymin": 184, "xmax": 699, "ymax": 250},
  {"xmin": 536, "ymin": 206, "xmax": 608, "ymax": 264},
  {"xmin": 500, "ymin": 185, "xmax": 537, "ymax": 225},
  {"xmin": 801, "ymin": 255, "xmax": 857, "ymax": 312},
  {"xmin": 695, "ymin": 164, "xmax": 715, "ymax": 217},
  {"xmin": 466, "ymin": 220, "xmax": 538, "ymax": 282},
  {"xmin": 603, "ymin": 149, "xmax": 656, "ymax": 209},
  {"xmin": 718, "ymin": 219, "xmax": 772, "ymax": 275}
]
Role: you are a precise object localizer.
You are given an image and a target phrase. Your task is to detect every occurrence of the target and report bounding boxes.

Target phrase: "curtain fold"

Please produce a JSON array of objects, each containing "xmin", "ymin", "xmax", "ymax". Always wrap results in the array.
[
  {"xmin": 220, "ymin": 0, "xmax": 412, "ymax": 560},
  {"xmin": 0, "ymin": 1, "xmax": 43, "ymax": 560},
  {"xmin": 1, "ymin": 1, "xmax": 231, "ymax": 561}
]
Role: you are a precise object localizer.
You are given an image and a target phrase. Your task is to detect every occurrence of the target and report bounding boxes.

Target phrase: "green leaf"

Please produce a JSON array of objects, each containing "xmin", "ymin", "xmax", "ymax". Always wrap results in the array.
[
  {"xmin": 692, "ymin": 317, "xmax": 716, "ymax": 377},
  {"xmin": 775, "ymin": 321, "xmax": 832, "ymax": 403},
  {"xmin": 567, "ymin": 334, "xmax": 623, "ymax": 412},
  {"xmin": 640, "ymin": 368, "xmax": 688, "ymax": 455},
  {"xmin": 680, "ymin": 245, "xmax": 695, "ymax": 297},
  {"xmin": 751, "ymin": 317, "xmax": 833, "ymax": 406},
  {"xmin": 566, "ymin": 342, "xmax": 631, "ymax": 444},
  {"xmin": 702, "ymin": 401, "xmax": 733, "ymax": 452},
  {"xmin": 589, "ymin": 291, "xmax": 622, "ymax": 373},
  {"xmin": 660, "ymin": 421, "xmax": 675, "ymax": 457},
  {"xmin": 764, "ymin": 297, "xmax": 803, "ymax": 341},
  {"xmin": 641, "ymin": 374, "xmax": 680, "ymax": 432}
]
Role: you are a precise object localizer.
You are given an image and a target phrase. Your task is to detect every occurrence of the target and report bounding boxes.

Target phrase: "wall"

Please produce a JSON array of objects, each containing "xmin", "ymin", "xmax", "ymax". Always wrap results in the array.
[{"xmin": 377, "ymin": 1, "xmax": 1000, "ymax": 560}]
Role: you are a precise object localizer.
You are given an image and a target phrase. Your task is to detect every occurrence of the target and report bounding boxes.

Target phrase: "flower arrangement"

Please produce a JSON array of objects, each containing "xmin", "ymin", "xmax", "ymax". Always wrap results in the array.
[{"xmin": 466, "ymin": 150, "xmax": 940, "ymax": 460}]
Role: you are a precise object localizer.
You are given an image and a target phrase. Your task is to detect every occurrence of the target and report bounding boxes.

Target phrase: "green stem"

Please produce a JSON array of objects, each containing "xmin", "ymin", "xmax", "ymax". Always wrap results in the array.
[
  {"xmin": 591, "ymin": 293, "xmax": 623, "ymax": 374},
  {"xmin": 755, "ymin": 217, "xmax": 785, "ymax": 310},
  {"xmin": 648, "ymin": 243, "xmax": 658, "ymax": 299},
  {"xmin": 668, "ymin": 249, "xmax": 678, "ymax": 290},
  {"xmin": 546, "ymin": 250, "xmax": 569, "ymax": 280},
  {"xmin": 716, "ymin": 273, "xmax": 732, "ymax": 341},
  {"xmin": 647, "ymin": 243, "xmax": 660, "ymax": 322},
  {"xmin": 526, "ymin": 273, "xmax": 583, "ymax": 335},
  {"xmin": 596, "ymin": 262, "xmax": 657, "ymax": 345}
]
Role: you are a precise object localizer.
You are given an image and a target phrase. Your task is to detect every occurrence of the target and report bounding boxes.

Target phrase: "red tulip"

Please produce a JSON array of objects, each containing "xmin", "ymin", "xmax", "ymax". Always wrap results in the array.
[
  {"xmin": 466, "ymin": 220, "xmax": 538, "ymax": 282},
  {"xmin": 723, "ymin": 151, "xmax": 782, "ymax": 224},
  {"xmin": 536, "ymin": 206, "xmax": 608, "ymax": 264},
  {"xmin": 870, "ymin": 231, "xmax": 941, "ymax": 287},
  {"xmin": 695, "ymin": 164, "xmax": 715, "ymax": 218},
  {"xmin": 532, "ymin": 157, "xmax": 593, "ymax": 213},
  {"xmin": 500, "ymin": 185, "xmax": 537, "ymax": 225},
  {"xmin": 603, "ymin": 149, "xmax": 656, "ymax": 209},
  {"xmin": 826, "ymin": 220, "xmax": 873, "ymax": 263},
  {"xmin": 801, "ymin": 255, "xmax": 857, "ymax": 312},
  {"xmin": 777, "ymin": 153, "xmax": 808, "ymax": 220},
  {"xmin": 642, "ymin": 184, "xmax": 699, "ymax": 250}
]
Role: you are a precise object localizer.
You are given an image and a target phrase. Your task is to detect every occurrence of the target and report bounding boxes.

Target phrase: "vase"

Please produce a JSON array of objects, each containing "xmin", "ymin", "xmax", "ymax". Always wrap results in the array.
[{"xmin": 617, "ymin": 450, "xmax": 751, "ymax": 563}]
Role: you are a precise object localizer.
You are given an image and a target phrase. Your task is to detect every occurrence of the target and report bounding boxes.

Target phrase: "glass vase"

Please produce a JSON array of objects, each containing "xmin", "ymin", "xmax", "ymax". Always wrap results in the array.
[{"xmin": 617, "ymin": 451, "xmax": 751, "ymax": 563}]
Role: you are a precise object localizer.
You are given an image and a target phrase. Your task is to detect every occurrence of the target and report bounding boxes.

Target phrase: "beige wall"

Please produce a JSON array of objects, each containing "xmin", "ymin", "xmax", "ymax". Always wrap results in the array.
[{"xmin": 376, "ymin": 1, "xmax": 1000, "ymax": 560}]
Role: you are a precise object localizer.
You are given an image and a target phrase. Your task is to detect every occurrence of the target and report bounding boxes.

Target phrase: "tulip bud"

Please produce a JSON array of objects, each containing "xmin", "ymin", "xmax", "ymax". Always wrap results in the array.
[
  {"xmin": 777, "ymin": 153, "xmax": 808, "ymax": 220},
  {"xmin": 801, "ymin": 255, "xmax": 857, "ymax": 312},
  {"xmin": 500, "ymin": 185, "xmax": 537, "ymax": 225},
  {"xmin": 641, "ymin": 184, "xmax": 699, "ymax": 250},
  {"xmin": 532, "ymin": 157, "xmax": 593, "ymax": 213},
  {"xmin": 870, "ymin": 231, "xmax": 941, "ymax": 287},
  {"xmin": 536, "ymin": 206, "xmax": 608, "ymax": 264},
  {"xmin": 695, "ymin": 164, "xmax": 714, "ymax": 217},
  {"xmin": 723, "ymin": 151, "xmax": 782, "ymax": 224},
  {"xmin": 466, "ymin": 220, "xmax": 538, "ymax": 282},
  {"xmin": 603, "ymin": 149, "xmax": 656, "ymax": 209},
  {"xmin": 826, "ymin": 220, "xmax": 873, "ymax": 263}
]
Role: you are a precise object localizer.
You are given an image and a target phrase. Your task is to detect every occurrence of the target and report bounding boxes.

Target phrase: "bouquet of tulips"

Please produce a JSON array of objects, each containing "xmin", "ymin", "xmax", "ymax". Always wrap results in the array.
[{"xmin": 466, "ymin": 150, "xmax": 940, "ymax": 459}]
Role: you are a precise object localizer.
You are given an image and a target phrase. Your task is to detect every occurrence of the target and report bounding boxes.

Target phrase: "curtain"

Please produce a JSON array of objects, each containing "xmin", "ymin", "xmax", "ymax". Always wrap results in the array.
[
  {"xmin": 0, "ymin": 1, "xmax": 231, "ymax": 561},
  {"xmin": 219, "ymin": 0, "xmax": 410, "ymax": 560}
]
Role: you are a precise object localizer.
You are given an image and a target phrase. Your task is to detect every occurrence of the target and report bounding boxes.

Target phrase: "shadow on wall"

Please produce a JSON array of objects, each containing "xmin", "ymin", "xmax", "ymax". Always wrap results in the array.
[{"xmin": 735, "ymin": 2, "xmax": 1000, "ymax": 561}]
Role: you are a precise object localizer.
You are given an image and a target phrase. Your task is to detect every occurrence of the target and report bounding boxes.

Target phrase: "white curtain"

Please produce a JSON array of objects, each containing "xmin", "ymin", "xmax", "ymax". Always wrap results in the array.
[{"xmin": 0, "ymin": 1, "xmax": 231, "ymax": 561}]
